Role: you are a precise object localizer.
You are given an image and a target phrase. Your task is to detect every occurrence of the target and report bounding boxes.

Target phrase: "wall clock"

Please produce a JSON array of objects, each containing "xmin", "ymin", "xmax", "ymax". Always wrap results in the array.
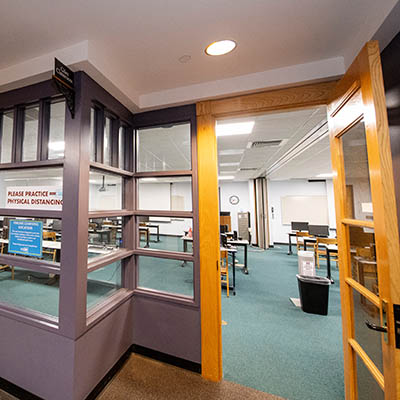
[{"xmin": 229, "ymin": 195, "xmax": 240, "ymax": 205}]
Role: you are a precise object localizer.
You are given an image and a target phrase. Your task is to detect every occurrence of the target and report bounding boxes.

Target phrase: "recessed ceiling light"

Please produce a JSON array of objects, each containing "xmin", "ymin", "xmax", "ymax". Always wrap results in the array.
[
  {"xmin": 205, "ymin": 40, "xmax": 237, "ymax": 56},
  {"xmin": 216, "ymin": 121, "xmax": 255, "ymax": 137},
  {"xmin": 218, "ymin": 175, "xmax": 235, "ymax": 180},
  {"xmin": 140, "ymin": 178, "xmax": 158, "ymax": 182},
  {"xmin": 220, "ymin": 162, "xmax": 240, "ymax": 167},
  {"xmin": 316, "ymin": 173, "xmax": 334, "ymax": 178},
  {"xmin": 219, "ymin": 149, "xmax": 244, "ymax": 156}
]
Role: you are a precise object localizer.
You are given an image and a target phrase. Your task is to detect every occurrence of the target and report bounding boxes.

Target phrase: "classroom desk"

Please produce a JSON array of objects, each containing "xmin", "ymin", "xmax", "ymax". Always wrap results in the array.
[
  {"xmin": 227, "ymin": 239, "xmax": 249, "ymax": 274},
  {"xmin": 145, "ymin": 223, "xmax": 160, "ymax": 242},
  {"xmin": 287, "ymin": 232, "xmax": 297, "ymax": 255},
  {"xmin": 181, "ymin": 236, "xmax": 237, "ymax": 294},
  {"xmin": 302, "ymin": 238, "xmax": 338, "ymax": 283}
]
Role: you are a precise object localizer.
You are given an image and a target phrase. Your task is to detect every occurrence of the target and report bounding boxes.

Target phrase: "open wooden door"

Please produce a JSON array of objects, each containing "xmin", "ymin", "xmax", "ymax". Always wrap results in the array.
[{"xmin": 328, "ymin": 41, "xmax": 400, "ymax": 399}]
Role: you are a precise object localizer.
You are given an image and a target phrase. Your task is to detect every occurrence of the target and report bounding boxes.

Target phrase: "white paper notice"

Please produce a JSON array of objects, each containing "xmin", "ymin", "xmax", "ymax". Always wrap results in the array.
[{"xmin": 6, "ymin": 186, "xmax": 63, "ymax": 211}]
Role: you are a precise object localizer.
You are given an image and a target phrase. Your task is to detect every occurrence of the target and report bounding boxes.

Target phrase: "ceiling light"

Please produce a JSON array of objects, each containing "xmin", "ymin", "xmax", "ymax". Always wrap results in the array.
[
  {"xmin": 218, "ymin": 175, "xmax": 235, "ymax": 180},
  {"xmin": 219, "ymin": 149, "xmax": 244, "ymax": 156},
  {"xmin": 205, "ymin": 40, "xmax": 237, "ymax": 56},
  {"xmin": 220, "ymin": 162, "xmax": 240, "ymax": 167},
  {"xmin": 140, "ymin": 178, "xmax": 157, "ymax": 182},
  {"xmin": 216, "ymin": 121, "xmax": 255, "ymax": 137},
  {"xmin": 316, "ymin": 173, "xmax": 334, "ymax": 178}
]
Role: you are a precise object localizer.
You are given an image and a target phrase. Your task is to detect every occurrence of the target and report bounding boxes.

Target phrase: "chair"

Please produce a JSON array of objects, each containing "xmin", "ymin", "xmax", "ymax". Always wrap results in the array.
[
  {"xmin": 314, "ymin": 237, "xmax": 338, "ymax": 269},
  {"xmin": 220, "ymin": 249, "xmax": 230, "ymax": 297},
  {"xmin": 43, "ymin": 231, "xmax": 57, "ymax": 262},
  {"xmin": 296, "ymin": 232, "xmax": 314, "ymax": 253},
  {"xmin": 0, "ymin": 242, "xmax": 14, "ymax": 280},
  {"xmin": 355, "ymin": 247, "xmax": 378, "ymax": 297}
]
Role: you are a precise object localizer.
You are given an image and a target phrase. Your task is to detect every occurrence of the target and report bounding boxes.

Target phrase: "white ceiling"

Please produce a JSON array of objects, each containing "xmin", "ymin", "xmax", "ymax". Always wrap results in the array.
[
  {"xmin": 217, "ymin": 107, "xmax": 331, "ymax": 181},
  {"xmin": 0, "ymin": 0, "xmax": 399, "ymax": 110}
]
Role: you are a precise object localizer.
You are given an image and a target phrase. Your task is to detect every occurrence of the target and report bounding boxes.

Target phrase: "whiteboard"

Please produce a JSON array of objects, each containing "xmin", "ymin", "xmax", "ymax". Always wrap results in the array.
[{"xmin": 281, "ymin": 195, "xmax": 329, "ymax": 225}]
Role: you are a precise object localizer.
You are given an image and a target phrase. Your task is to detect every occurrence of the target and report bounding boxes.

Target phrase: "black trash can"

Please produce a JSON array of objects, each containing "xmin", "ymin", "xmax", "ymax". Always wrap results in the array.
[{"xmin": 297, "ymin": 274, "xmax": 330, "ymax": 315}]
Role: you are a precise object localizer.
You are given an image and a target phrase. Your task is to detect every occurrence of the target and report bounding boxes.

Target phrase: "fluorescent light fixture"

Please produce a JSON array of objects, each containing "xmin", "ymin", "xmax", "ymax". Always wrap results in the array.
[
  {"xmin": 219, "ymin": 149, "xmax": 244, "ymax": 156},
  {"xmin": 216, "ymin": 121, "xmax": 255, "ymax": 137},
  {"xmin": 218, "ymin": 175, "xmax": 235, "ymax": 180},
  {"xmin": 220, "ymin": 162, "xmax": 240, "ymax": 167},
  {"xmin": 48, "ymin": 141, "xmax": 65, "ymax": 151},
  {"xmin": 205, "ymin": 40, "xmax": 237, "ymax": 56},
  {"xmin": 140, "ymin": 177, "xmax": 157, "ymax": 182},
  {"xmin": 316, "ymin": 173, "xmax": 334, "ymax": 178}
]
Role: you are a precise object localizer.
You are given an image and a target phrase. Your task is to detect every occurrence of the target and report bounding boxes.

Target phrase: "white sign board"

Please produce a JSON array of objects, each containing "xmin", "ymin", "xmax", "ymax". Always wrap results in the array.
[{"xmin": 6, "ymin": 186, "xmax": 63, "ymax": 211}]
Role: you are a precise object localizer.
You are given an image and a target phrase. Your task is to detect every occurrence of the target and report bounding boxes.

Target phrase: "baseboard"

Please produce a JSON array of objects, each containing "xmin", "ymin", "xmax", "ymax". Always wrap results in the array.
[
  {"xmin": 131, "ymin": 344, "xmax": 201, "ymax": 373},
  {"xmin": 86, "ymin": 348, "xmax": 131, "ymax": 400},
  {"xmin": 0, "ymin": 377, "xmax": 42, "ymax": 400}
]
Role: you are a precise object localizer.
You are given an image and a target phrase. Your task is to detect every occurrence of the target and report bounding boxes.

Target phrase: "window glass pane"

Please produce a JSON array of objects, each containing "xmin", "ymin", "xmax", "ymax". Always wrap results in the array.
[
  {"xmin": 0, "ymin": 266, "xmax": 59, "ymax": 318},
  {"xmin": 1, "ymin": 217, "xmax": 61, "ymax": 263},
  {"xmin": 352, "ymin": 289, "xmax": 383, "ymax": 373},
  {"xmin": 88, "ymin": 216, "xmax": 123, "ymax": 261},
  {"xmin": 87, "ymin": 260, "xmax": 122, "ymax": 310},
  {"xmin": 137, "ymin": 122, "xmax": 191, "ymax": 172},
  {"xmin": 119, "ymin": 126, "xmax": 125, "ymax": 170},
  {"xmin": 356, "ymin": 355, "xmax": 384, "ymax": 400},
  {"xmin": 342, "ymin": 121, "xmax": 373, "ymax": 221},
  {"xmin": 349, "ymin": 226, "xmax": 377, "ymax": 294},
  {"xmin": 138, "ymin": 256, "xmax": 193, "ymax": 298},
  {"xmin": 104, "ymin": 117, "xmax": 111, "ymax": 166},
  {"xmin": 137, "ymin": 216, "xmax": 193, "ymax": 253},
  {"xmin": 48, "ymin": 101, "xmax": 65, "ymax": 159},
  {"xmin": 90, "ymin": 108, "xmax": 96, "ymax": 162},
  {"xmin": 138, "ymin": 176, "xmax": 192, "ymax": 211},
  {"xmin": 1, "ymin": 111, "xmax": 13, "ymax": 164},
  {"xmin": 0, "ymin": 168, "xmax": 63, "ymax": 210},
  {"xmin": 89, "ymin": 169, "xmax": 123, "ymax": 211},
  {"xmin": 22, "ymin": 105, "xmax": 39, "ymax": 162}
]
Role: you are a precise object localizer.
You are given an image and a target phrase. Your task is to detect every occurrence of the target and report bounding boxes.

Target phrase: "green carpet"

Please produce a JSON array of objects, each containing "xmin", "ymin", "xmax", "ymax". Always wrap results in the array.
[{"xmin": 221, "ymin": 245, "xmax": 345, "ymax": 400}]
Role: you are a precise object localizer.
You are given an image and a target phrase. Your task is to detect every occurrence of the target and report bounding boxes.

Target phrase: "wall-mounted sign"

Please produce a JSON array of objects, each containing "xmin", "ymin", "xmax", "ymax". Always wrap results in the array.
[
  {"xmin": 9, "ymin": 220, "xmax": 43, "ymax": 258},
  {"xmin": 53, "ymin": 58, "xmax": 75, "ymax": 118},
  {"xmin": 6, "ymin": 186, "xmax": 63, "ymax": 211}
]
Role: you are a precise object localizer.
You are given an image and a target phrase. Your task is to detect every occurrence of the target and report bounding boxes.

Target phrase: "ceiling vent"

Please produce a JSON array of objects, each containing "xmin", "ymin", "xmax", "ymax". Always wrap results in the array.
[{"xmin": 250, "ymin": 140, "xmax": 283, "ymax": 148}]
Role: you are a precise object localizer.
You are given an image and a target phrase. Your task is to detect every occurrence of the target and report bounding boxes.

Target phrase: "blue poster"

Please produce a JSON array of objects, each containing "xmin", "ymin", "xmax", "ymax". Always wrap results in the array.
[{"xmin": 9, "ymin": 220, "xmax": 43, "ymax": 257}]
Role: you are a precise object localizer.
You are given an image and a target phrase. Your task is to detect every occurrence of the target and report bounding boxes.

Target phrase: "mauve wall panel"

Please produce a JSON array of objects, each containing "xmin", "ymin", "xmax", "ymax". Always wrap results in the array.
[
  {"xmin": 73, "ymin": 299, "xmax": 133, "ymax": 400},
  {"xmin": 0, "ymin": 315, "xmax": 75, "ymax": 400},
  {"xmin": 132, "ymin": 296, "xmax": 201, "ymax": 363}
]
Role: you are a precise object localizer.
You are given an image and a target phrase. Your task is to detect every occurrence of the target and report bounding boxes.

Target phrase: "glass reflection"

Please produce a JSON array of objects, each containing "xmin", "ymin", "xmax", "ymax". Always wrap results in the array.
[
  {"xmin": 342, "ymin": 121, "xmax": 373, "ymax": 222},
  {"xmin": 1, "ymin": 111, "xmax": 13, "ymax": 164},
  {"xmin": 22, "ymin": 105, "xmax": 39, "ymax": 162}
]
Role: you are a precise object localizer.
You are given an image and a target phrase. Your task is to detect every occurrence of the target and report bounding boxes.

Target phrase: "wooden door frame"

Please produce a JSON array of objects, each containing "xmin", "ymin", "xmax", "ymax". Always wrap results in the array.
[{"xmin": 196, "ymin": 80, "xmax": 338, "ymax": 381}]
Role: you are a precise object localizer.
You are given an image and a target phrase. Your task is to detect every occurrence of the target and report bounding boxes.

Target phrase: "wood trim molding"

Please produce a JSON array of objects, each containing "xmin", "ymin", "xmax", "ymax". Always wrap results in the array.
[{"xmin": 197, "ymin": 81, "xmax": 338, "ymax": 119}]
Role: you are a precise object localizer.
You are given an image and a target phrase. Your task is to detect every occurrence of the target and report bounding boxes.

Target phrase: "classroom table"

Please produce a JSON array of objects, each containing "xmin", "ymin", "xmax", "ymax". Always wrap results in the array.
[
  {"xmin": 302, "ymin": 238, "xmax": 338, "ymax": 283},
  {"xmin": 287, "ymin": 232, "xmax": 297, "ymax": 255},
  {"xmin": 181, "ymin": 236, "xmax": 237, "ymax": 294},
  {"xmin": 227, "ymin": 239, "xmax": 249, "ymax": 274},
  {"xmin": 145, "ymin": 223, "xmax": 160, "ymax": 242}
]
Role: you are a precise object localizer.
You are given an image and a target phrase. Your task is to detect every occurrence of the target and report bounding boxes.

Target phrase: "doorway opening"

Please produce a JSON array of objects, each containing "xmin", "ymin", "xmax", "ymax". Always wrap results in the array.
[{"xmin": 216, "ymin": 106, "xmax": 347, "ymax": 400}]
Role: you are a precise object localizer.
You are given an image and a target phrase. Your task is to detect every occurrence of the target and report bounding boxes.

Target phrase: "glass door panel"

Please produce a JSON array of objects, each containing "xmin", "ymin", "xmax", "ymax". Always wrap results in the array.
[{"xmin": 328, "ymin": 41, "xmax": 400, "ymax": 399}]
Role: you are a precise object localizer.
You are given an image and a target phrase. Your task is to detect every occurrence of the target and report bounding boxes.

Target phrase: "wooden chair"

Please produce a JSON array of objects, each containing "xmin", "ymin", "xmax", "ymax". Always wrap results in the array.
[
  {"xmin": 0, "ymin": 242, "xmax": 14, "ymax": 280},
  {"xmin": 355, "ymin": 247, "xmax": 378, "ymax": 297},
  {"xmin": 43, "ymin": 231, "xmax": 57, "ymax": 262},
  {"xmin": 296, "ymin": 232, "xmax": 314, "ymax": 252},
  {"xmin": 220, "ymin": 249, "xmax": 230, "ymax": 297},
  {"xmin": 314, "ymin": 237, "xmax": 338, "ymax": 269}
]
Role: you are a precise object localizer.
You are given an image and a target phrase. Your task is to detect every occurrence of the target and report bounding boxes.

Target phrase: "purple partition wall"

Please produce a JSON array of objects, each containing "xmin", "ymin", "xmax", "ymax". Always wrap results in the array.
[{"xmin": 0, "ymin": 74, "xmax": 201, "ymax": 399}]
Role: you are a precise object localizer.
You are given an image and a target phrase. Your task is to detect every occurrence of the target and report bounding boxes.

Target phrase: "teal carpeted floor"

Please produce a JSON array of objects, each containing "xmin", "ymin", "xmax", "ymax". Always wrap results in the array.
[
  {"xmin": 221, "ymin": 245, "xmax": 345, "ymax": 400},
  {"xmin": 0, "ymin": 236, "xmax": 345, "ymax": 400}
]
